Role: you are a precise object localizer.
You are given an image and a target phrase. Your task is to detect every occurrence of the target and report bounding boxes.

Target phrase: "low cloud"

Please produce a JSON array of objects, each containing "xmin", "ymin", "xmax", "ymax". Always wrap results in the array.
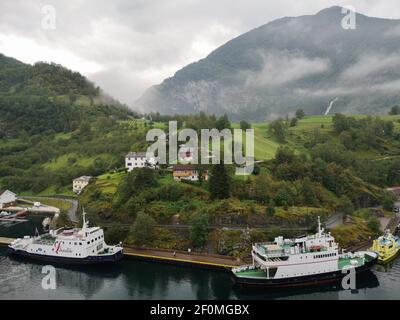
[
  {"xmin": 384, "ymin": 24, "xmax": 400, "ymax": 37},
  {"xmin": 0, "ymin": 0, "xmax": 400, "ymax": 107},
  {"xmin": 340, "ymin": 53, "xmax": 400, "ymax": 81},
  {"xmin": 244, "ymin": 51, "xmax": 330, "ymax": 87},
  {"xmin": 297, "ymin": 79, "xmax": 400, "ymax": 98}
]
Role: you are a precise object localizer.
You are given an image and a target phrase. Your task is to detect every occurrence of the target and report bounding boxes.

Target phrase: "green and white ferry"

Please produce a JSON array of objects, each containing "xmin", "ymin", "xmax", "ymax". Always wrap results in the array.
[{"xmin": 232, "ymin": 217, "xmax": 378, "ymax": 288}]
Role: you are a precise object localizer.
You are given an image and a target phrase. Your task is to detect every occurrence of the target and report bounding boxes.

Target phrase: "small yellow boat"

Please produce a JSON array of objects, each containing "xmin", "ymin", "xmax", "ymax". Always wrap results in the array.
[{"xmin": 370, "ymin": 230, "xmax": 400, "ymax": 264}]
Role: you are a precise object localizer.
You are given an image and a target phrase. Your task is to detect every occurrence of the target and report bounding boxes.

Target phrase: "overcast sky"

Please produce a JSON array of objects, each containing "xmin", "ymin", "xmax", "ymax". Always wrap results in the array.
[{"xmin": 0, "ymin": 0, "xmax": 399, "ymax": 106}]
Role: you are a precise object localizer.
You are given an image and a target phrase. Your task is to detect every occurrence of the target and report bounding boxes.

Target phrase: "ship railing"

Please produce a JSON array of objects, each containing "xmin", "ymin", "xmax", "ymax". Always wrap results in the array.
[
  {"xmin": 254, "ymin": 247, "xmax": 287, "ymax": 258},
  {"xmin": 232, "ymin": 264, "xmax": 255, "ymax": 273},
  {"xmin": 33, "ymin": 239, "xmax": 54, "ymax": 245}
]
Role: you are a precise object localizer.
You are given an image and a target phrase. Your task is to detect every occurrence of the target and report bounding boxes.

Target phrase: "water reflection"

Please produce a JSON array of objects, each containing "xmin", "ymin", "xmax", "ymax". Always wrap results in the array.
[
  {"xmin": 3, "ymin": 217, "xmax": 400, "ymax": 300},
  {"xmin": 1, "ymin": 249, "xmax": 123, "ymax": 299},
  {"xmin": 119, "ymin": 259, "xmax": 234, "ymax": 299},
  {"xmin": 232, "ymin": 270, "xmax": 379, "ymax": 300}
]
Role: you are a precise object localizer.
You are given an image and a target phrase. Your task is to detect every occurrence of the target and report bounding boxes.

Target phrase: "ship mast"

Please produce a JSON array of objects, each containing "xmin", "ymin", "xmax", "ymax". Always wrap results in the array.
[
  {"xmin": 318, "ymin": 216, "xmax": 322, "ymax": 236},
  {"xmin": 82, "ymin": 207, "xmax": 89, "ymax": 231}
]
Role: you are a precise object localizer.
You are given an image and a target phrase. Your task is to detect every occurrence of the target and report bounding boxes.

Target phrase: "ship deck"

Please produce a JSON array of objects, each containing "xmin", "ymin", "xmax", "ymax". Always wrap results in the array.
[
  {"xmin": 338, "ymin": 256, "xmax": 364, "ymax": 270},
  {"xmin": 234, "ymin": 268, "xmax": 267, "ymax": 279}
]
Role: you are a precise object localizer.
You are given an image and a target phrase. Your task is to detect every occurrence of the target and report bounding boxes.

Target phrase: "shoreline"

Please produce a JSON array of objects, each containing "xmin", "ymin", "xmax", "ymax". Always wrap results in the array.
[{"xmin": 0, "ymin": 237, "xmax": 241, "ymax": 270}]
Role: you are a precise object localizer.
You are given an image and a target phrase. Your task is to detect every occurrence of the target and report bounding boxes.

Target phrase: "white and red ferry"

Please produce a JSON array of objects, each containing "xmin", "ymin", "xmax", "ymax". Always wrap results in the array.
[{"xmin": 8, "ymin": 210, "xmax": 123, "ymax": 264}]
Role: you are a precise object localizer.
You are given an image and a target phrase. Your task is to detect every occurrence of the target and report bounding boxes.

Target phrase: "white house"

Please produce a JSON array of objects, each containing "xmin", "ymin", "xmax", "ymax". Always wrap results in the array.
[
  {"xmin": 125, "ymin": 152, "xmax": 158, "ymax": 171},
  {"xmin": 0, "ymin": 190, "xmax": 16, "ymax": 209},
  {"xmin": 73, "ymin": 176, "xmax": 92, "ymax": 194}
]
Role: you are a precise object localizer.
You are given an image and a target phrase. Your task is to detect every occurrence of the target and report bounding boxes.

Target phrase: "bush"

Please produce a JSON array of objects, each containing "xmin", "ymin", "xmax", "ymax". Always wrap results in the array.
[
  {"xmin": 295, "ymin": 109, "xmax": 305, "ymax": 119},
  {"xmin": 382, "ymin": 193, "xmax": 395, "ymax": 211},
  {"xmin": 239, "ymin": 120, "xmax": 251, "ymax": 131},
  {"xmin": 367, "ymin": 216, "xmax": 380, "ymax": 233},
  {"xmin": 130, "ymin": 212, "xmax": 156, "ymax": 245},
  {"xmin": 105, "ymin": 225, "xmax": 128, "ymax": 244},
  {"xmin": 189, "ymin": 211, "xmax": 209, "ymax": 248}
]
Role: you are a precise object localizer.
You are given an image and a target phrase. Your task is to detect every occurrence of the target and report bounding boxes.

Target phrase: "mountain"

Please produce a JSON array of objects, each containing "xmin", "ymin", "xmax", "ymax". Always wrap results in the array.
[
  {"xmin": 135, "ymin": 6, "xmax": 400, "ymax": 120},
  {"xmin": 0, "ymin": 53, "xmax": 133, "ymax": 137}
]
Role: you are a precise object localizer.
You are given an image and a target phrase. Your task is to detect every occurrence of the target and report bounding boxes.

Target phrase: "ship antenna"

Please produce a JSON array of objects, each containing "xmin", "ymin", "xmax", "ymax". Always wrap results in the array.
[
  {"xmin": 318, "ymin": 216, "xmax": 322, "ymax": 236},
  {"xmin": 82, "ymin": 207, "xmax": 89, "ymax": 230}
]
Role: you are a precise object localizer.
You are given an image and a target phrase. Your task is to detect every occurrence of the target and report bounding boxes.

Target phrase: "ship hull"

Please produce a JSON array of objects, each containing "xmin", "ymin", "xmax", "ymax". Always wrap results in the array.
[
  {"xmin": 377, "ymin": 249, "xmax": 400, "ymax": 264},
  {"xmin": 7, "ymin": 247, "xmax": 123, "ymax": 265},
  {"xmin": 232, "ymin": 257, "xmax": 377, "ymax": 289}
]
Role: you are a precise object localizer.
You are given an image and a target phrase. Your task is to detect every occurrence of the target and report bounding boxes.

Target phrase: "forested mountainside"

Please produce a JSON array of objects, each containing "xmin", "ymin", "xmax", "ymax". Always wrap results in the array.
[{"xmin": 0, "ymin": 53, "xmax": 134, "ymax": 137}]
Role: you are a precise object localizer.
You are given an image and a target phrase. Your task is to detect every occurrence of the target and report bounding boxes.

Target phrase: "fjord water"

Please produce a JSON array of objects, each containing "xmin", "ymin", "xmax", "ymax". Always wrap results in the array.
[{"xmin": 1, "ymin": 218, "xmax": 400, "ymax": 300}]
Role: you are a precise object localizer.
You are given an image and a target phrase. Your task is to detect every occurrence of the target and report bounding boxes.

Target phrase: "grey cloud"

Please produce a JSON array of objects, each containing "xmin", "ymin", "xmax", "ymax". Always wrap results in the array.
[
  {"xmin": 1, "ymin": 0, "xmax": 400, "ymax": 106},
  {"xmin": 340, "ymin": 53, "xmax": 400, "ymax": 81},
  {"xmin": 243, "ymin": 51, "xmax": 330, "ymax": 87}
]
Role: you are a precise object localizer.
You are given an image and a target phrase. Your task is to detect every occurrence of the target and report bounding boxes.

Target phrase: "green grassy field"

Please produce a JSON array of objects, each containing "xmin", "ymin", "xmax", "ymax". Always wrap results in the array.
[
  {"xmin": 42, "ymin": 153, "xmax": 112, "ymax": 170},
  {"xmin": 95, "ymin": 172, "xmax": 126, "ymax": 194},
  {"xmin": 237, "ymin": 114, "xmax": 400, "ymax": 160},
  {"xmin": 21, "ymin": 196, "xmax": 72, "ymax": 211},
  {"xmin": 19, "ymin": 185, "xmax": 74, "ymax": 197}
]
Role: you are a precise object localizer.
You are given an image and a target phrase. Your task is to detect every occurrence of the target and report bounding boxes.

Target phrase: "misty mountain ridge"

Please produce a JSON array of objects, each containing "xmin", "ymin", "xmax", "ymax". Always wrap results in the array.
[
  {"xmin": 135, "ymin": 6, "xmax": 400, "ymax": 120},
  {"xmin": 0, "ymin": 54, "xmax": 132, "ymax": 137}
]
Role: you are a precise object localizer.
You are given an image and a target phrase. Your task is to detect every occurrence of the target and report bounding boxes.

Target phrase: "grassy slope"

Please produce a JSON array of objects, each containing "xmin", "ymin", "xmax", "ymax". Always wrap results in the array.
[
  {"xmin": 21, "ymin": 196, "xmax": 72, "ymax": 211},
  {"xmin": 12, "ymin": 114, "xmax": 400, "ymax": 199},
  {"xmin": 95, "ymin": 172, "xmax": 125, "ymax": 194},
  {"xmin": 250, "ymin": 114, "xmax": 400, "ymax": 160}
]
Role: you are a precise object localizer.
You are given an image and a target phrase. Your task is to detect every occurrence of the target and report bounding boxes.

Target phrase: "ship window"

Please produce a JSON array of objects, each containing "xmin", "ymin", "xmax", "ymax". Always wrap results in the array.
[{"xmin": 79, "ymin": 243, "xmax": 82, "ymax": 245}]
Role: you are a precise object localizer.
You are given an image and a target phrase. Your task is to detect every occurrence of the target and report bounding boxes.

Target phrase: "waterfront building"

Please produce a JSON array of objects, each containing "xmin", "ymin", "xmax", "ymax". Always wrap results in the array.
[{"xmin": 72, "ymin": 176, "xmax": 93, "ymax": 194}]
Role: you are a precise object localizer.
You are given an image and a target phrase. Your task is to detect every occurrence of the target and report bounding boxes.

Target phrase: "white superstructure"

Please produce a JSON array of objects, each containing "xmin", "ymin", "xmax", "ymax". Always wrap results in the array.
[
  {"xmin": 9, "ymin": 210, "xmax": 123, "ymax": 263},
  {"xmin": 250, "ymin": 217, "xmax": 344, "ymax": 279}
]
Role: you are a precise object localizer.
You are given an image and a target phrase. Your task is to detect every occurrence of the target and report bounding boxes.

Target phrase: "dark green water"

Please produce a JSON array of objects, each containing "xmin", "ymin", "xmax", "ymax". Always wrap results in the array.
[{"xmin": 1, "ymin": 218, "xmax": 400, "ymax": 300}]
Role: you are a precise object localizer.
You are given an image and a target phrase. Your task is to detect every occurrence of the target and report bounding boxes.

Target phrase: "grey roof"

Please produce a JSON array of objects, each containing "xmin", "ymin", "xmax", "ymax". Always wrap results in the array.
[
  {"xmin": 172, "ymin": 164, "xmax": 207, "ymax": 171},
  {"xmin": 74, "ymin": 176, "xmax": 92, "ymax": 182},
  {"xmin": 0, "ymin": 189, "xmax": 16, "ymax": 196},
  {"xmin": 126, "ymin": 151, "xmax": 150, "ymax": 158}
]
